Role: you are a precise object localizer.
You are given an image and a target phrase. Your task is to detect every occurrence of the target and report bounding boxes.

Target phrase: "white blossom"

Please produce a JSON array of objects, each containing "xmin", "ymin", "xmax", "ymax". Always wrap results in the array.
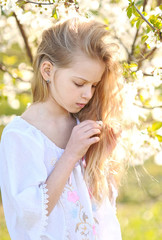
[
  {"xmin": 1, "ymin": 0, "xmax": 17, "ymax": 13},
  {"xmin": 119, "ymin": 127, "xmax": 162, "ymax": 165},
  {"xmin": 152, "ymin": 108, "xmax": 162, "ymax": 122},
  {"xmin": 153, "ymin": 68, "xmax": 162, "ymax": 83},
  {"xmin": 136, "ymin": 70, "xmax": 143, "ymax": 82},
  {"xmin": 146, "ymin": 31, "xmax": 162, "ymax": 48}
]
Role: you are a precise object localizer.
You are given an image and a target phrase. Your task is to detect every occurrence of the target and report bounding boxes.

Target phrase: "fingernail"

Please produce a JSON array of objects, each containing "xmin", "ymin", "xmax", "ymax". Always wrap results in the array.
[{"xmin": 96, "ymin": 121, "xmax": 103, "ymax": 127}]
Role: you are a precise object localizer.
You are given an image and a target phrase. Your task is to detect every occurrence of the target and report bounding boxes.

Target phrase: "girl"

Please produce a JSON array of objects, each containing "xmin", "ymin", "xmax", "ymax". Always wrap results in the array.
[{"xmin": 0, "ymin": 17, "xmax": 123, "ymax": 240}]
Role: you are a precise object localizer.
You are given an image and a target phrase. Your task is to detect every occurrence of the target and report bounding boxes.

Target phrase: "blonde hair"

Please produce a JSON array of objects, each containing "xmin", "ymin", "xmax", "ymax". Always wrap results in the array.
[{"xmin": 32, "ymin": 17, "xmax": 124, "ymax": 204}]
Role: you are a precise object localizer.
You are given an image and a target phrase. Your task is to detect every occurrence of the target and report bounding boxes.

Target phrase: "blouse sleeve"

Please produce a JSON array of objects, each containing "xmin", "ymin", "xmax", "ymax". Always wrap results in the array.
[{"xmin": 0, "ymin": 128, "xmax": 49, "ymax": 240}]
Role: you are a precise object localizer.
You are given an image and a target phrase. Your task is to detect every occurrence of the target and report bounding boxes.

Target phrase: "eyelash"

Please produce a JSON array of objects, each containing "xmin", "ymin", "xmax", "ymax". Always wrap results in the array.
[
  {"xmin": 74, "ymin": 83, "xmax": 83, "ymax": 87},
  {"xmin": 74, "ymin": 83, "xmax": 97, "ymax": 88}
]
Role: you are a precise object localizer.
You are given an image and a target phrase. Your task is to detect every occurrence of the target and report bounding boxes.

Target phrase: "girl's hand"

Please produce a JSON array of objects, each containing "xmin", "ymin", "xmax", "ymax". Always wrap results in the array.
[{"xmin": 64, "ymin": 120, "xmax": 102, "ymax": 163}]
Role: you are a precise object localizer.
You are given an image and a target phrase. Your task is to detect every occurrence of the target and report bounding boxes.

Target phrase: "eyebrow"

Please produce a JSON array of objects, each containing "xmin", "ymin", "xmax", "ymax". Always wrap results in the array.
[{"xmin": 72, "ymin": 76, "xmax": 100, "ymax": 84}]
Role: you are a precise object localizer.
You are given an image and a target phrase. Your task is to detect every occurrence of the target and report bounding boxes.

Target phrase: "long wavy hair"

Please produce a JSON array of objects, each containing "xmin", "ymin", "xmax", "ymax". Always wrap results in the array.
[{"xmin": 32, "ymin": 17, "xmax": 124, "ymax": 204}]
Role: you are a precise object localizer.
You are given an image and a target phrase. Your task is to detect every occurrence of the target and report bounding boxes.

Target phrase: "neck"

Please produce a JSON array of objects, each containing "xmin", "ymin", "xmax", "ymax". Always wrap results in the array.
[{"xmin": 31, "ymin": 97, "xmax": 73, "ymax": 121}]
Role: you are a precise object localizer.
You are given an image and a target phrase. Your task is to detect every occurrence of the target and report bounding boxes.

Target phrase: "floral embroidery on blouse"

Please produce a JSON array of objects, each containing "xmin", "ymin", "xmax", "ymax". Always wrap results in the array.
[
  {"xmin": 49, "ymin": 155, "xmax": 100, "ymax": 239},
  {"xmin": 64, "ymin": 184, "xmax": 99, "ymax": 239},
  {"xmin": 67, "ymin": 191, "xmax": 79, "ymax": 203}
]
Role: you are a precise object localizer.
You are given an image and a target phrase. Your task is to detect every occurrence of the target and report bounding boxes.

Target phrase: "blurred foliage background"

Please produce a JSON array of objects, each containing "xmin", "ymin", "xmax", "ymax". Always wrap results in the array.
[{"xmin": 0, "ymin": 0, "xmax": 162, "ymax": 239}]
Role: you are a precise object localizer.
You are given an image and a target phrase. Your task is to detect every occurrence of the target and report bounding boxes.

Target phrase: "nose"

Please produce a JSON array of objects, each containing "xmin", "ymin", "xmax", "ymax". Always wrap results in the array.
[{"xmin": 81, "ymin": 85, "xmax": 94, "ymax": 101}]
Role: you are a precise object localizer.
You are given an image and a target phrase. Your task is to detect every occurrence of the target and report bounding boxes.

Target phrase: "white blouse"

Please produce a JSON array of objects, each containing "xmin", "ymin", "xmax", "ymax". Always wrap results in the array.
[{"xmin": 0, "ymin": 116, "xmax": 122, "ymax": 240}]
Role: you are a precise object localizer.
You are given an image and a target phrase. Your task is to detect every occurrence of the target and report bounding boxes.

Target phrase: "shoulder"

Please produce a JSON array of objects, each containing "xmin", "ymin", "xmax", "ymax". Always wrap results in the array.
[
  {"xmin": 2, "ymin": 116, "xmax": 28, "ymax": 133},
  {"xmin": 1, "ymin": 116, "xmax": 44, "ymax": 147}
]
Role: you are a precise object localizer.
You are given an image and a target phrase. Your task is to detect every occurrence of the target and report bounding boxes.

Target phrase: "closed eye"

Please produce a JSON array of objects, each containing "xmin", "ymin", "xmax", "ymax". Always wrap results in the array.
[
  {"xmin": 74, "ymin": 82, "xmax": 97, "ymax": 88},
  {"xmin": 74, "ymin": 83, "xmax": 84, "ymax": 87}
]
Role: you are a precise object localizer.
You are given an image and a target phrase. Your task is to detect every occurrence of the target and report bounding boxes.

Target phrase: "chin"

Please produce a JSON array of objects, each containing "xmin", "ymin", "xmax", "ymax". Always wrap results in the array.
[
  {"xmin": 70, "ymin": 110, "xmax": 81, "ymax": 114},
  {"xmin": 70, "ymin": 107, "xmax": 83, "ymax": 114}
]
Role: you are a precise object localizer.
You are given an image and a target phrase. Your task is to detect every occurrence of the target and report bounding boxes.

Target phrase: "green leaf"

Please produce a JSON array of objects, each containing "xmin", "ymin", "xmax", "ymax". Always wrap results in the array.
[
  {"xmin": 155, "ymin": 134, "xmax": 162, "ymax": 142},
  {"xmin": 51, "ymin": 7, "xmax": 58, "ymax": 19},
  {"xmin": 3, "ymin": 55, "xmax": 18, "ymax": 65},
  {"xmin": 123, "ymin": 62, "xmax": 129, "ymax": 69},
  {"xmin": 144, "ymin": 99, "xmax": 151, "ymax": 107},
  {"xmin": 146, "ymin": 43, "xmax": 151, "ymax": 49},
  {"xmin": 136, "ymin": 19, "xmax": 140, "ymax": 29},
  {"xmin": 136, "ymin": 19, "xmax": 142, "ymax": 29},
  {"xmin": 152, "ymin": 122, "xmax": 162, "ymax": 131},
  {"xmin": 136, "ymin": 0, "xmax": 143, "ymax": 6},
  {"xmin": 104, "ymin": 18, "xmax": 109, "ymax": 25},
  {"xmin": 16, "ymin": 0, "xmax": 27, "ymax": 8},
  {"xmin": 0, "ymin": 84, "xmax": 5, "ymax": 90},
  {"xmin": 127, "ymin": 6, "xmax": 133, "ymax": 19},
  {"xmin": 132, "ymin": 5, "xmax": 139, "ymax": 17},
  {"xmin": 131, "ymin": 17, "xmax": 138, "ymax": 26},
  {"xmin": 90, "ymin": 10, "xmax": 99, "ymax": 16},
  {"xmin": 129, "ymin": 63, "xmax": 138, "ymax": 68},
  {"xmin": 146, "ymin": 26, "xmax": 152, "ymax": 33},
  {"xmin": 131, "ymin": 72, "xmax": 136, "ymax": 78},
  {"xmin": 139, "ymin": 94, "xmax": 145, "ymax": 103},
  {"xmin": 130, "ymin": 17, "xmax": 135, "ymax": 26},
  {"xmin": 148, "ymin": 122, "xmax": 162, "ymax": 133},
  {"xmin": 142, "ymin": 11, "xmax": 147, "ymax": 16},
  {"xmin": 141, "ymin": 35, "xmax": 149, "ymax": 44},
  {"xmin": 12, "ymin": 78, "xmax": 16, "ymax": 85}
]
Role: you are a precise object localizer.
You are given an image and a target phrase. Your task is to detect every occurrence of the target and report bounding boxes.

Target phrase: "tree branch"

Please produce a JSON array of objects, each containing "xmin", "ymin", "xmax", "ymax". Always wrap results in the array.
[
  {"xmin": 25, "ymin": 0, "xmax": 54, "ymax": 5},
  {"xmin": 143, "ymin": 0, "xmax": 147, "ymax": 12},
  {"xmin": 157, "ymin": 0, "xmax": 161, "ymax": 7},
  {"xmin": 144, "ymin": 47, "xmax": 157, "ymax": 59},
  {"xmin": 134, "ymin": 103, "xmax": 162, "ymax": 109},
  {"xmin": 128, "ymin": 28, "xmax": 140, "ymax": 63},
  {"xmin": 0, "ymin": 62, "xmax": 30, "ymax": 82},
  {"xmin": 128, "ymin": 0, "xmax": 148, "ymax": 63},
  {"xmin": 137, "ymin": 47, "xmax": 157, "ymax": 64},
  {"xmin": 143, "ymin": 73, "xmax": 153, "ymax": 77},
  {"xmin": 113, "ymin": 33, "xmax": 130, "ymax": 56},
  {"xmin": 128, "ymin": 0, "xmax": 158, "ymax": 63},
  {"xmin": 24, "ymin": 0, "xmax": 77, "ymax": 5},
  {"xmin": 13, "ymin": 12, "xmax": 33, "ymax": 64},
  {"xmin": 134, "ymin": 4, "xmax": 156, "ymax": 31}
]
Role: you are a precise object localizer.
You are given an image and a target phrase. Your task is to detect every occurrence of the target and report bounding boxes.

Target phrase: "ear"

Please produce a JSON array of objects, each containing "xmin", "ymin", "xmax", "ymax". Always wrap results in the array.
[{"xmin": 40, "ymin": 61, "xmax": 54, "ymax": 81}]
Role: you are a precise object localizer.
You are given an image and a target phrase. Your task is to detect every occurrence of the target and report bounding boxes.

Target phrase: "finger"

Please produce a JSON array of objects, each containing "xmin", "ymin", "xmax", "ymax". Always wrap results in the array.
[
  {"xmin": 77, "ymin": 120, "xmax": 96, "ymax": 128},
  {"xmin": 87, "ymin": 136, "xmax": 100, "ymax": 146},
  {"xmin": 80, "ymin": 122, "xmax": 102, "ymax": 133},
  {"xmin": 96, "ymin": 121, "xmax": 103, "ymax": 127},
  {"xmin": 85, "ymin": 128, "xmax": 101, "ymax": 138},
  {"xmin": 77, "ymin": 120, "xmax": 103, "ymax": 130}
]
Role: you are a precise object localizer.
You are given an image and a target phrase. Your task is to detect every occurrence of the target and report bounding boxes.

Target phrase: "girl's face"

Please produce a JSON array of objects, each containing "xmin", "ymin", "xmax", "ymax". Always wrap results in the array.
[{"xmin": 48, "ymin": 54, "xmax": 105, "ymax": 113}]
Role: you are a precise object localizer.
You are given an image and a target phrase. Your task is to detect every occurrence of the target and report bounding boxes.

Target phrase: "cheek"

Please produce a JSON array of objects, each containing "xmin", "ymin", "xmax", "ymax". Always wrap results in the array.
[{"xmin": 67, "ymin": 83, "xmax": 81, "ymax": 96}]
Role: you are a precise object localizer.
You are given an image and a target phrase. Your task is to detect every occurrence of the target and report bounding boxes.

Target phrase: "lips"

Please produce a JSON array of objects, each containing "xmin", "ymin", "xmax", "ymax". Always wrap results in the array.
[{"xmin": 76, "ymin": 103, "xmax": 86, "ymax": 108}]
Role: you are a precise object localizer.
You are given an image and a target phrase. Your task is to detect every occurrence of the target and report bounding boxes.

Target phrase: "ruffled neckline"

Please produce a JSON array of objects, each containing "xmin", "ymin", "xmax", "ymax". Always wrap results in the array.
[{"xmin": 15, "ymin": 116, "xmax": 79, "ymax": 152}]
